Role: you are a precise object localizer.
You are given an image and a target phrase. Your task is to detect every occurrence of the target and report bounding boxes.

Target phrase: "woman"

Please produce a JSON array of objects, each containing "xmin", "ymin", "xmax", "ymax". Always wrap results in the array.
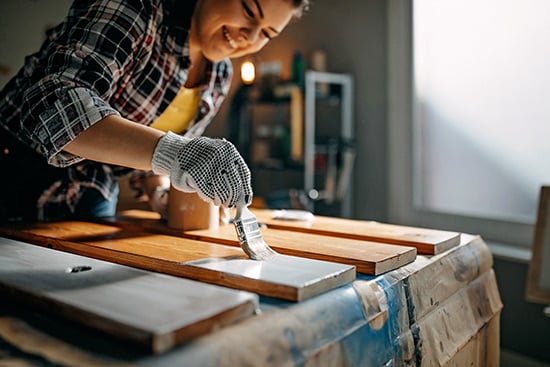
[{"xmin": 0, "ymin": 0, "xmax": 309, "ymax": 222}]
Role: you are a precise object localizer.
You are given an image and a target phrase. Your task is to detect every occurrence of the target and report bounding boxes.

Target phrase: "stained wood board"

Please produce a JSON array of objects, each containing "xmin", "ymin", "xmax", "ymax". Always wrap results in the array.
[
  {"xmin": 0, "ymin": 236, "xmax": 258, "ymax": 353},
  {"xmin": 253, "ymin": 209, "xmax": 461, "ymax": 255},
  {"xmin": 186, "ymin": 226, "xmax": 416, "ymax": 275},
  {"xmin": 0, "ymin": 222, "xmax": 355, "ymax": 301},
  {"xmin": 102, "ymin": 210, "xmax": 417, "ymax": 275}
]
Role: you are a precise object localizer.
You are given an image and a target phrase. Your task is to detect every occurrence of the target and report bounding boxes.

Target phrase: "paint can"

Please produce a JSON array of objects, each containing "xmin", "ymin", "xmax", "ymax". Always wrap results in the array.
[{"xmin": 167, "ymin": 186, "xmax": 220, "ymax": 231}]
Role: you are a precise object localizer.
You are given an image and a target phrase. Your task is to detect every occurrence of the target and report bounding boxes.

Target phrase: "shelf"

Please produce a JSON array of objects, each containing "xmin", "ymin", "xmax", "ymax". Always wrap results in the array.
[{"xmin": 230, "ymin": 71, "xmax": 354, "ymax": 217}]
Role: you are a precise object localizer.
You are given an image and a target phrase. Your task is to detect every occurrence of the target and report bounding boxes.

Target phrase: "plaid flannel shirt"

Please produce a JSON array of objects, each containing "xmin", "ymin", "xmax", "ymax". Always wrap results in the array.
[{"xmin": 0, "ymin": 0, "xmax": 232, "ymax": 216}]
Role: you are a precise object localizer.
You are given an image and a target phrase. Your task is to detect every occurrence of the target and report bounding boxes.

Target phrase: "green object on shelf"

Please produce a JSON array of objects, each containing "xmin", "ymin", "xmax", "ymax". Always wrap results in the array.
[{"xmin": 292, "ymin": 51, "xmax": 305, "ymax": 88}]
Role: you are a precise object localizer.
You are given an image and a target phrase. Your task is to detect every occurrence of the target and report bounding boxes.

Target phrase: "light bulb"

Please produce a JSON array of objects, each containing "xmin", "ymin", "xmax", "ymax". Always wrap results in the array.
[{"xmin": 241, "ymin": 61, "xmax": 255, "ymax": 85}]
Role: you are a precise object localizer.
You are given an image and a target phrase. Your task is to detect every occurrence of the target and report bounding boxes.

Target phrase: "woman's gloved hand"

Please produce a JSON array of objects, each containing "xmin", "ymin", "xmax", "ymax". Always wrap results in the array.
[{"xmin": 151, "ymin": 132, "xmax": 252, "ymax": 208}]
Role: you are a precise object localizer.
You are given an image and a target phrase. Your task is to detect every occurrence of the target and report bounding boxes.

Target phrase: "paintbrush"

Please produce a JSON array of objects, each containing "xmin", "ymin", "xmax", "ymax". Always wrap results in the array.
[{"xmin": 233, "ymin": 200, "xmax": 278, "ymax": 260}]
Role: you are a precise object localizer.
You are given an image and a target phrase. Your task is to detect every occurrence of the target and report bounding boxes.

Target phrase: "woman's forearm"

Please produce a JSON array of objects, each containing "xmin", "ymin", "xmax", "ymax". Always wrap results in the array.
[{"xmin": 63, "ymin": 114, "xmax": 165, "ymax": 171}]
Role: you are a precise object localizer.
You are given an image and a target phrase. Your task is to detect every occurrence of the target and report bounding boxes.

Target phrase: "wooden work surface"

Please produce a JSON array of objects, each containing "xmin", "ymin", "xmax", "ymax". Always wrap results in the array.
[
  {"xmin": 105, "ymin": 210, "xmax": 417, "ymax": 275},
  {"xmin": 0, "ymin": 237, "xmax": 258, "ymax": 354},
  {"xmin": 0, "ymin": 233, "xmax": 502, "ymax": 366},
  {"xmin": 253, "ymin": 209, "xmax": 461, "ymax": 254},
  {"xmin": 0, "ymin": 222, "xmax": 354, "ymax": 302}
]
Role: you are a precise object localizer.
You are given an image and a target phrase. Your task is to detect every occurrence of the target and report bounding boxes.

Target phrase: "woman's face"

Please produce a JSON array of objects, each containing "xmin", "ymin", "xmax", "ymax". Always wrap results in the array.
[{"xmin": 191, "ymin": 0, "xmax": 297, "ymax": 62}]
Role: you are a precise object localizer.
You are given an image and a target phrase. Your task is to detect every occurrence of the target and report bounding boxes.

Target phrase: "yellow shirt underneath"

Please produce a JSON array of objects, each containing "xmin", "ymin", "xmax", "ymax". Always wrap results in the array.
[{"xmin": 150, "ymin": 86, "xmax": 201, "ymax": 133}]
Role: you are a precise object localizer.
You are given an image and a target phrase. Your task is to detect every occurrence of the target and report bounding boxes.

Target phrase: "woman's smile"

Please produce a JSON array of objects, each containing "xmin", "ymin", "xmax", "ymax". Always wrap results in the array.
[
  {"xmin": 222, "ymin": 26, "xmax": 238, "ymax": 49},
  {"xmin": 191, "ymin": 0, "xmax": 297, "ymax": 62}
]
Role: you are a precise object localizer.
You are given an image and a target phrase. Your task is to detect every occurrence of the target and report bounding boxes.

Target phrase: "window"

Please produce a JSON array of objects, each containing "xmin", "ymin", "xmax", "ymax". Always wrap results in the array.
[{"xmin": 388, "ymin": 0, "xmax": 550, "ymax": 249}]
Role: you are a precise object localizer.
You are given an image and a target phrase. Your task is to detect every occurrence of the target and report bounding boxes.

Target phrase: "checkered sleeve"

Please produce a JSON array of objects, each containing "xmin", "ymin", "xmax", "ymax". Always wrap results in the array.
[{"xmin": 19, "ymin": 0, "xmax": 157, "ymax": 167}]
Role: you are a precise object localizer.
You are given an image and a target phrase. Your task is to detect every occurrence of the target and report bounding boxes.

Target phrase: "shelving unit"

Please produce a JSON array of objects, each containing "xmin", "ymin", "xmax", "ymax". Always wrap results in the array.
[
  {"xmin": 231, "ymin": 71, "xmax": 354, "ymax": 217},
  {"xmin": 304, "ymin": 71, "xmax": 354, "ymax": 217}
]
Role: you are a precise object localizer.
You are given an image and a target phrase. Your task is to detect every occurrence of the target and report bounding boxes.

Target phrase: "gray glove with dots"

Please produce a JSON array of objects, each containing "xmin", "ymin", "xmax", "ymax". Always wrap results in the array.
[{"xmin": 151, "ymin": 132, "xmax": 252, "ymax": 208}]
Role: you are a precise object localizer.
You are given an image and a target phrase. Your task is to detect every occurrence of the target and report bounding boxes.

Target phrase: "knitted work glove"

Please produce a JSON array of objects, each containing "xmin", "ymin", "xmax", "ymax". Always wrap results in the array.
[{"xmin": 151, "ymin": 132, "xmax": 252, "ymax": 208}]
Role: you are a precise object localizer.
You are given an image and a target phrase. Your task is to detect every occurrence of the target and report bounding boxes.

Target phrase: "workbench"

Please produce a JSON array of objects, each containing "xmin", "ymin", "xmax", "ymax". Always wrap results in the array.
[{"xmin": 0, "ymin": 210, "xmax": 502, "ymax": 366}]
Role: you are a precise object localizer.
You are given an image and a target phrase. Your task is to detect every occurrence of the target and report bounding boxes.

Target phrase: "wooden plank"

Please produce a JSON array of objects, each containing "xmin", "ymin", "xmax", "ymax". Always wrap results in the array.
[
  {"xmin": 0, "ymin": 237, "xmax": 258, "ymax": 353},
  {"xmin": 185, "ymin": 226, "xmax": 416, "ymax": 275},
  {"xmin": 0, "ymin": 222, "xmax": 355, "ymax": 302},
  {"xmin": 253, "ymin": 209, "xmax": 461, "ymax": 255},
  {"xmin": 100, "ymin": 210, "xmax": 417, "ymax": 275},
  {"xmin": 111, "ymin": 209, "xmax": 458, "ymax": 254}
]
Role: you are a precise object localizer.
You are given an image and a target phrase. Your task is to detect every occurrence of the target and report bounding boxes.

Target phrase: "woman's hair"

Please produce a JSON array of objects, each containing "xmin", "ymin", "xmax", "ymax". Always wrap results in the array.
[{"xmin": 291, "ymin": 0, "xmax": 310, "ymax": 18}]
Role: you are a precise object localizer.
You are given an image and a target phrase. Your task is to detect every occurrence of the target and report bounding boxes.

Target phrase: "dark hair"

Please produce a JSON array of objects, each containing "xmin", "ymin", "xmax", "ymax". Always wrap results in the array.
[{"xmin": 291, "ymin": 0, "xmax": 310, "ymax": 18}]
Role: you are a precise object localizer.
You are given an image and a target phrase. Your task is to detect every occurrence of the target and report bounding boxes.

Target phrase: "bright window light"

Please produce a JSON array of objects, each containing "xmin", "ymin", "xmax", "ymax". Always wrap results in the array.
[{"xmin": 413, "ymin": 0, "xmax": 550, "ymax": 222}]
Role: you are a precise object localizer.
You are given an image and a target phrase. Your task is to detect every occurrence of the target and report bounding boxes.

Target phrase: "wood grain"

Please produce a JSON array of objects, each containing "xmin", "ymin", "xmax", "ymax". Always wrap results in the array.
[
  {"xmin": 0, "ymin": 222, "xmax": 355, "ymax": 301},
  {"xmin": 0, "ymin": 237, "xmax": 258, "ymax": 353},
  {"xmin": 102, "ymin": 210, "xmax": 417, "ymax": 275},
  {"xmin": 253, "ymin": 209, "xmax": 461, "ymax": 255},
  {"xmin": 186, "ymin": 226, "xmax": 416, "ymax": 275}
]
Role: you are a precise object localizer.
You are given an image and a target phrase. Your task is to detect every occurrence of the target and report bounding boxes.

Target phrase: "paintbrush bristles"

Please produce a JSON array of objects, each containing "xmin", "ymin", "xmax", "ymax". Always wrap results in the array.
[{"xmin": 234, "ymin": 205, "xmax": 278, "ymax": 260}]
